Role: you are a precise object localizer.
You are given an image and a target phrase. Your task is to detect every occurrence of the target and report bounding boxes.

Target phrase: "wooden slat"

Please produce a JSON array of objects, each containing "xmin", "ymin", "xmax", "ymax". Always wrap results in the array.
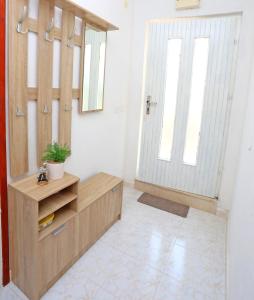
[
  {"xmin": 27, "ymin": 88, "xmax": 38, "ymax": 100},
  {"xmin": 74, "ymin": 34, "xmax": 82, "ymax": 46},
  {"xmin": 8, "ymin": 0, "xmax": 29, "ymax": 177},
  {"xmin": 53, "ymin": 88, "xmax": 80, "ymax": 100},
  {"xmin": 28, "ymin": 88, "xmax": 80, "ymax": 100},
  {"xmin": 54, "ymin": 27, "xmax": 62, "ymax": 40},
  {"xmin": 72, "ymin": 88, "xmax": 80, "ymax": 99},
  {"xmin": 27, "ymin": 18, "xmax": 38, "ymax": 32},
  {"xmin": 54, "ymin": 27, "xmax": 81, "ymax": 46},
  {"xmin": 59, "ymin": 11, "xmax": 75, "ymax": 147},
  {"xmin": 37, "ymin": 0, "xmax": 54, "ymax": 165},
  {"xmin": 52, "ymin": 88, "xmax": 60, "ymax": 99},
  {"xmin": 28, "ymin": 17, "xmax": 83, "ymax": 47}
]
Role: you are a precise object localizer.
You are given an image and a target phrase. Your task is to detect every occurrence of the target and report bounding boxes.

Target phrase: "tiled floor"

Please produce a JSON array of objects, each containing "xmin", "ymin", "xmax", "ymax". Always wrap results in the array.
[{"xmin": 0, "ymin": 186, "xmax": 227, "ymax": 300}]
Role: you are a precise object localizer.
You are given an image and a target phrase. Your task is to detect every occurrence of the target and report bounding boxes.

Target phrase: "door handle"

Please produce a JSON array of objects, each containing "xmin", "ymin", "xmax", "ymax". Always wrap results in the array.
[
  {"xmin": 52, "ymin": 224, "xmax": 65, "ymax": 236},
  {"xmin": 112, "ymin": 186, "xmax": 119, "ymax": 192},
  {"xmin": 146, "ymin": 96, "xmax": 157, "ymax": 115}
]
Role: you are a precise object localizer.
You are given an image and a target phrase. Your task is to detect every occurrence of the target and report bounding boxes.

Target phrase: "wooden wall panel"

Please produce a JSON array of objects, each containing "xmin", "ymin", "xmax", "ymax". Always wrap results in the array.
[
  {"xmin": 8, "ymin": 0, "xmax": 29, "ymax": 177},
  {"xmin": 37, "ymin": 0, "xmax": 54, "ymax": 165},
  {"xmin": 59, "ymin": 11, "xmax": 75, "ymax": 147}
]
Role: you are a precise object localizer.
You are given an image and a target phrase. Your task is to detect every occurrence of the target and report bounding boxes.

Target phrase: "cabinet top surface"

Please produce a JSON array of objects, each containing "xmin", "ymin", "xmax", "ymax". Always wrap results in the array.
[
  {"xmin": 78, "ymin": 172, "xmax": 123, "ymax": 211},
  {"xmin": 9, "ymin": 172, "xmax": 80, "ymax": 201}
]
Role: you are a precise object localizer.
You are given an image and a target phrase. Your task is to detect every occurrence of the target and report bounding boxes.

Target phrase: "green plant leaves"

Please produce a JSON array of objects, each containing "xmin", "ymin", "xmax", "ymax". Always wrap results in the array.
[{"xmin": 42, "ymin": 143, "xmax": 71, "ymax": 163}]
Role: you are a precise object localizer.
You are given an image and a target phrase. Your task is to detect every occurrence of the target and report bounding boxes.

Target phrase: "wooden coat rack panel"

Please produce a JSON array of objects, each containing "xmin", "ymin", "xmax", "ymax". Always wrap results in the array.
[
  {"xmin": 59, "ymin": 10, "xmax": 75, "ymax": 147},
  {"xmin": 37, "ymin": 1, "xmax": 54, "ymax": 164},
  {"xmin": 9, "ymin": 0, "xmax": 29, "ymax": 177},
  {"xmin": 8, "ymin": 0, "xmax": 118, "ymax": 177}
]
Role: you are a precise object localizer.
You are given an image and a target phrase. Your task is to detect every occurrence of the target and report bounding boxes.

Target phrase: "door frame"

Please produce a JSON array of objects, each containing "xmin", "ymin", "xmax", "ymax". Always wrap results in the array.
[
  {"xmin": 137, "ymin": 14, "xmax": 241, "ymax": 198},
  {"xmin": 0, "ymin": 0, "xmax": 10, "ymax": 286}
]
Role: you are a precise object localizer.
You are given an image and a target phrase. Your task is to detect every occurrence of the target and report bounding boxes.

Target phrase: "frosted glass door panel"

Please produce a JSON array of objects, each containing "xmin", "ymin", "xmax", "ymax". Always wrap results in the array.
[
  {"xmin": 159, "ymin": 39, "xmax": 182, "ymax": 161},
  {"xmin": 183, "ymin": 38, "xmax": 209, "ymax": 166}
]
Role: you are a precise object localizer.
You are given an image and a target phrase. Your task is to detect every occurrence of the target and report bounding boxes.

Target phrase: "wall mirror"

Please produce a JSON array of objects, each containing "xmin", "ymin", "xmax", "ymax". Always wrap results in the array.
[{"xmin": 80, "ymin": 24, "xmax": 107, "ymax": 112}]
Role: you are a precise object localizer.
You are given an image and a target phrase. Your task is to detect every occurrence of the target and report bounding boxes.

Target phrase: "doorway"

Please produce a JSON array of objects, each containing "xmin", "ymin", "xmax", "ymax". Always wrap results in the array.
[{"xmin": 138, "ymin": 15, "xmax": 241, "ymax": 198}]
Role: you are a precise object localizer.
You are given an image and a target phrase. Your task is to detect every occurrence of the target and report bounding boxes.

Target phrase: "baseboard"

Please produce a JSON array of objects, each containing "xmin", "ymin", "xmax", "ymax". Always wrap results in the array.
[
  {"xmin": 135, "ymin": 179, "xmax": 217, "ymax": 214},
  {"xmin": 216, "ymin": 207, "xmax": 229, "ymax": 219}
]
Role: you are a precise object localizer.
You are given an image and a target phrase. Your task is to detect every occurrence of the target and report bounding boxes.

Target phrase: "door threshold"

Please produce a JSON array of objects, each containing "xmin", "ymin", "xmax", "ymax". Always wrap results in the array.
[{"xmin": 135, "ymin": 180, "xmax": 217, "ymax": 214}]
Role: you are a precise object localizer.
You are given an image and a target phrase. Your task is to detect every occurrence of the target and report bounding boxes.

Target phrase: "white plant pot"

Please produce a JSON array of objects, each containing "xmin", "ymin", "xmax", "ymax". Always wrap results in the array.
[{"xmin": 47, "ymin": 162, "xmax": 64, "ymax": 180}]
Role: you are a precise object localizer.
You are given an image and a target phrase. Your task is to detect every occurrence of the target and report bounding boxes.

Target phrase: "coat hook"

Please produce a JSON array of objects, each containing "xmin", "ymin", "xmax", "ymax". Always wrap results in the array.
[
  {"xmin": 16, "ymin": 5, "xmax": 28, "ymax": 34},
  {"xmin": 45, "ymin": 17, "xmax": 54, "ymax": 42},
  {"xmin": 16, "ymin": 107, "xmax": 25, "ymax": 117},
  {"xmin": 64, "ymin": 104, "xmax": 72, "ymax": 112},
  {"xmin": 67, "ymin": 25, "xmax": 76, "ymax": 48},
  {"xmin": 42, "ymin": 105, "xmax": 50, "ymax": 114}
]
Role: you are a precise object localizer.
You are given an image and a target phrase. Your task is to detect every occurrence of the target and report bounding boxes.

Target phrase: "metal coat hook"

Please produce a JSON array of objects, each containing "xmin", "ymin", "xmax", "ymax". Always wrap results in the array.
[
  {"xmin": 42, "ymin": 105, "xmax": 50, "ymax": 114},
  {"xmin": 16, "ymin": 5, "xmax": 28, "ymax": 34},
  {"xmin": 67, "ymin": 25, "xmax": 76, "ymax": 48},
  {"xmin": 45, "ymin": 18, "xmax": 54, "ymax": 42},
  {"xmin": 16, "ymin": 107, "xmax": 25, "ymax": 117},
  {"xmin": 64, "ymin": 104, "xmax": 72, "ymax": 112}
]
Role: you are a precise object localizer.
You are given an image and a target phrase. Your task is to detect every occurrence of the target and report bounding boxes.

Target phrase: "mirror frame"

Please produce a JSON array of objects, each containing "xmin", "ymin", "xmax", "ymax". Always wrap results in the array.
[{"xmin": 79, "ymin": 22, "xmax": 108, "ymax": 113}]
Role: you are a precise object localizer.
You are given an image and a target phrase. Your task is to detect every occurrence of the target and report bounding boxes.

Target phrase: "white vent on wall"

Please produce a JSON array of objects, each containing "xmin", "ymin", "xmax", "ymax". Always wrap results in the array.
[{"xmin": 176, "ymin": 0, "xmax": 200, "ymax": 9}]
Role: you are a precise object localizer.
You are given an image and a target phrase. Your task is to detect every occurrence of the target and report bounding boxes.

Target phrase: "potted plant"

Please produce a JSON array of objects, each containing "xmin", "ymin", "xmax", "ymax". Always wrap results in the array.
[{"xmin": 42, "ymin": 143, "xmax": 71, "ymax": 180}]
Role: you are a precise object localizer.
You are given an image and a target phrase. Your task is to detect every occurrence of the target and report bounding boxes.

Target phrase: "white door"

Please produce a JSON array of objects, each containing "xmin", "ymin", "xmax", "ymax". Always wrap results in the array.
[{"xmin": 137, "ymin": 15, "xmax": 240, "ymax": 198}]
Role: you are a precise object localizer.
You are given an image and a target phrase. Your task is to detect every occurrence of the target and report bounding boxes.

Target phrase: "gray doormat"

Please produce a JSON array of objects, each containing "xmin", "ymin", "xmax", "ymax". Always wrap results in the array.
[{"xmin": 138, "ymin": 193, "xmax": 189, "ymax": 218}]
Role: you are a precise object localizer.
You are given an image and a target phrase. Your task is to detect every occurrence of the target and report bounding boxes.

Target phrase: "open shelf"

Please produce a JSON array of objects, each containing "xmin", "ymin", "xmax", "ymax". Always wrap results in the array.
[
  {"xmin": 39, "ymin": 190, "xmax": 77, "ymax": 221},
  {"xmin": 39, "ymin": 206, "xmax": 77, "ymax": 241}
]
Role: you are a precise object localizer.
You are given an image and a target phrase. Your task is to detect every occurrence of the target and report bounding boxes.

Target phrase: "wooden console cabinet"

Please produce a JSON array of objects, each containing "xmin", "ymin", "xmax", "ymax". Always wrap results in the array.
[{"xmin": 8, "ymin": 172, "xmax": 123, "ymax": 300}]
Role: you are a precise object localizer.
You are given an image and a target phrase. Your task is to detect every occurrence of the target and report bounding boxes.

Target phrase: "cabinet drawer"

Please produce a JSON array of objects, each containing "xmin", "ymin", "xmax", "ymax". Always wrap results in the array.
[{"xmin": 38, "ymin": 216, "xmax": 78, "ymax": 292}]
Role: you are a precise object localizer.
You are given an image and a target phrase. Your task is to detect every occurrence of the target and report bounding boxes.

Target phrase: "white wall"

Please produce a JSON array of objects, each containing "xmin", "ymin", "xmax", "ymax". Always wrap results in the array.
[
  {"xmin": 6, "ymin": 0, "xmax": 134, "ymax": 182},
  {"xmin": 227, "ymin": 54, "xmax": 254, "ymax": 299},
  {"xmin": 123, "ymin": 0, "xmax": 254, "ymax": 210},
  {"xmin": 65, "ymin": 0, "xmax": 133, "ymax": 181}
]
